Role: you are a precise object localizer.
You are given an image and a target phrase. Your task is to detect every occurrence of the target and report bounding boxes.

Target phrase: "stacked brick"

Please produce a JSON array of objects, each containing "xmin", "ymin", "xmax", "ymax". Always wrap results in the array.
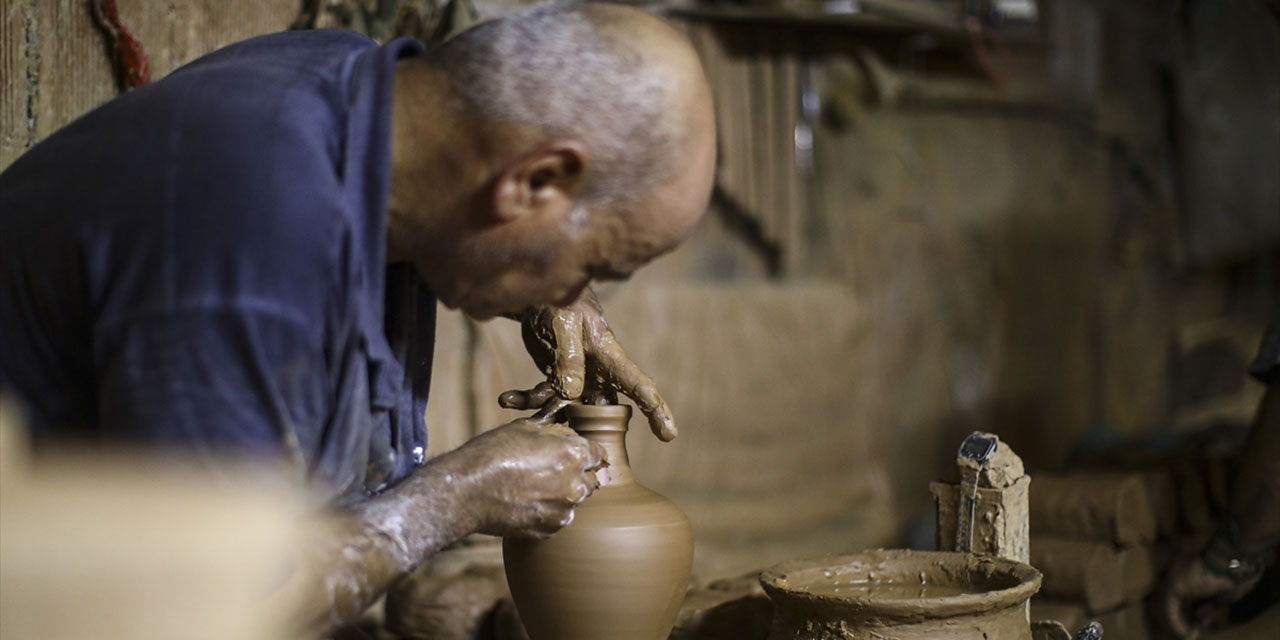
[{"xmin": 1028, "ymin": 472, "xmax": 1164, "ymax": 639}]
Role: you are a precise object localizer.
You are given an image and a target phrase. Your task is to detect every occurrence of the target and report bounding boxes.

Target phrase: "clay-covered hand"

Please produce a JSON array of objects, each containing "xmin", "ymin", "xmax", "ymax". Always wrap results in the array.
[
  {"xmin": 434, "ymin": 419, "xmax": 609, "ymax": 539},
  {"xmin": 499, "ymin": 288, "xmax": 677, "ymax": 442},
  {"xmin": 1160, "ymin": 553, "xmax": 1261, "ymax": 639},
  {"xmin": 278, "ymin": 420, "xmax": 607, "ymax": 636}
]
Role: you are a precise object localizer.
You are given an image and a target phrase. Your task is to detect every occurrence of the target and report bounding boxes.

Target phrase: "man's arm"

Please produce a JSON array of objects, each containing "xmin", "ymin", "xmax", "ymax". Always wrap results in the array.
[
  {"xmin": 279, "ymin": 419, "xmax": 607, "ymax": 638},
  {"xmin": 94, "ymin": 305, "xmax": 608, "ymax": 636},
  {"xmin": 1162, "ymin": 380, "xmax": 1280, "ymax": 637}
]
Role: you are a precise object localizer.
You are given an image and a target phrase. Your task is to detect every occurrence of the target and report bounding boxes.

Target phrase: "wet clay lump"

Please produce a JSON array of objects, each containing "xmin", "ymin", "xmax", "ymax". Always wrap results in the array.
[{"xmin": 503, "ymin": 404, "xmax": 694, "ymax": 640}]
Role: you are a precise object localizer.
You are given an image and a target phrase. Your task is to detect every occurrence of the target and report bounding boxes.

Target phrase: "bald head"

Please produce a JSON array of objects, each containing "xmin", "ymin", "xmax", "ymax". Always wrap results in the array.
[
  {"xmin": 388, "ymin": 2, "xmax": 715, "ymax": 318},
  {"xmin": 421, "ymin": 1, "xmax": 711, "ymax": 212}
]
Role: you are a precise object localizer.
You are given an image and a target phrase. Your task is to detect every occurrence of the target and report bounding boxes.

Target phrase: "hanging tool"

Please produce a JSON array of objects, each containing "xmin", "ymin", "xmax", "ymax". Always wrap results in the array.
[{"xmin": 954, "ymin": 431, "xmax": 998, "ymax": 552}]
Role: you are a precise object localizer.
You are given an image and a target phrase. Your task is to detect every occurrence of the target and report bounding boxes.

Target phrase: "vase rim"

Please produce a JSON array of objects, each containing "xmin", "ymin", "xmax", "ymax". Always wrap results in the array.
[
  {"xmin": 566, "ymin": 403, "xmax": 632, "ymax": 428},
  {"xmin": 759, "ymin": 550, "xmax": 1042, "ymax": 620}
]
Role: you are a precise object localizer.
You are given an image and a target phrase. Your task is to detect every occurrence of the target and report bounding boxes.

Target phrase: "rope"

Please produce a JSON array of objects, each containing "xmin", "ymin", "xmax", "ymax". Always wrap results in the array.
[{"xmin": 91, "ymin": 0, "xmax": 151, "ymax": 91}]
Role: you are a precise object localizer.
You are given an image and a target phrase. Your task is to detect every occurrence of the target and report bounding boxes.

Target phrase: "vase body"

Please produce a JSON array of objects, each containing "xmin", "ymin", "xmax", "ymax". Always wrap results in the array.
[
  {"xmin": 760, "ymin": 550, "xmax": 1042, "ymax": 640},
  {"xmin": 503, "ymin": 404, "xmax": 693, "ymax": 640}
]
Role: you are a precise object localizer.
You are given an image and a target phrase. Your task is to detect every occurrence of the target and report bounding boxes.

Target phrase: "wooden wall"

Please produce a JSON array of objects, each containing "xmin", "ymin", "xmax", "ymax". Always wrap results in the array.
[{"xmin": 0, "ymin": 0, "xmax": 300, "ymax": 169}]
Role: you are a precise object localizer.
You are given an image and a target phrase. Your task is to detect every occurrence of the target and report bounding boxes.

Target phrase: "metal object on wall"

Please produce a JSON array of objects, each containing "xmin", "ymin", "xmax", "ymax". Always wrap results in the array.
[{"xmin": 955, "ymin": 431, "xmax": 999, "ymax": 552}]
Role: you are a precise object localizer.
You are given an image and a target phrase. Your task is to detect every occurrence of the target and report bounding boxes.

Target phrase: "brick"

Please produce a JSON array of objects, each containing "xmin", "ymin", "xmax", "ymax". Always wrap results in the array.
[
  {"xmin": 1031, "ymin": 472, "xmax": 1158, "ymax": 545},
  {"xmin": 1117, "ymin": 544, "xmax": 1158, "ymax": 603},
  {"xmin": 1030, "ymin": 536, "xmax": 1125, "ymax": 613}
]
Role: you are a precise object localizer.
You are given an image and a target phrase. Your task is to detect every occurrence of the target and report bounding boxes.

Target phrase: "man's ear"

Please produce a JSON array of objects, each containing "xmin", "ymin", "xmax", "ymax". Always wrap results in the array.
[{"xmin": 492, "ymin": 141, "xmax": 589, "ymax": 225}]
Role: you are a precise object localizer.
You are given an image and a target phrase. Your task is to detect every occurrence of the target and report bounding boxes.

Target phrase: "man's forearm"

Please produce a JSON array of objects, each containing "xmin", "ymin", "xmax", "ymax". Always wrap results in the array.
[
  {"xmin": 275, "ymin": 416, "xmax": 602, "ymax": 637},
  {"xmin": 282, "ymin": 462, "xmax": 479, "ymax": 637}
]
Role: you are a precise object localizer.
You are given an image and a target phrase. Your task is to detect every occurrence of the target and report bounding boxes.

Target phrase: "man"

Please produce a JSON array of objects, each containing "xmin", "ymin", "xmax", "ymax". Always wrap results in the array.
[
  {"xmin": 1162, "ymin": 306, "xmax": 1280, "ymax": 638},
  {"xmin": 0, "ymin": 1, "xmax": 716, "ymax": 634}
]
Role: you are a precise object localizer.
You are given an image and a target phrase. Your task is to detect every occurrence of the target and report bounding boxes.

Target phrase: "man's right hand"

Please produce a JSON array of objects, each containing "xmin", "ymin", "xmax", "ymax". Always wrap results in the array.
[
  {"xmin": 278, "ymin": 419, "xmax": 609, "ymax": 636},
  {"xmin": 432, "ymin": 419, "xmax": 609, "ymax": 539}
]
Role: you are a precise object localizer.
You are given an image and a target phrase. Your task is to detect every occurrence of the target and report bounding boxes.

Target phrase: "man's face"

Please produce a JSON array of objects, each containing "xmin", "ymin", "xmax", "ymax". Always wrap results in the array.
[
  {"xmin": 434, "ymin": 207, "xmax": 599, "ymax": 320},
  {"xmin": 437, "ymin": 194, "xmax": 702, "ymax": 321},
  {"xmin": 439, "ymin": 128, "xmax": 715, "ymax": 321}
]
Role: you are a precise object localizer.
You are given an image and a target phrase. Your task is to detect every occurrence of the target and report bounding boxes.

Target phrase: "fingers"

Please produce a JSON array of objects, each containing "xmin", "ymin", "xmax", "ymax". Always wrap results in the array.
[
  {"xmin": 1164, "ymin": 588, "xmax": 1193, "ymax": 639},
  {"xmin": 524, "ymin": 501, "xmax": 574, "ymax": 539},
  {"xmin": 550, "ymin": 309, "xmax": 585, "ymax": 399},
  {"xmin": 498, "ymin": 381, "xmax": 558, "ymax": 411},
  {"xmin": 645, "ymin": 403, "xmax": 677, "ymax": 443},
  {"xmin": 538, "ymin": 423, "xmax": 577, "ymax": 438},
  {"xmin": 583, "ymin": 439, "xmax": 608, "ymax": 472},
  {"xmin": 534, "ymin": 424, "xmax": 608, "ymax": 475},
  {"xmin": 530, "ymin": 394, "xmax": 573, "ymax": 424},
  {"xmin": 528, "ymin": 438, "xmax": 606, "ymax": 537},
  {"xmin": 519, "ymin": 310, "xmax": 556, "ymax": 374},
  {"xmin": 594, "ymin": 336, "xmax": 677, "ymax": 441}
]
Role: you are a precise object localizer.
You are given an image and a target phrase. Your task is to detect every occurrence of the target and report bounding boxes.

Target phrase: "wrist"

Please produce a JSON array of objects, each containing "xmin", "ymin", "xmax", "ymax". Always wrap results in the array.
[
  {"xmin": 356, "ymin": 462, "xmax": 481, "ymax": 570},
  {"xmin": 406, "ymin": 450, "xmax": 491, "ymax": 536}
]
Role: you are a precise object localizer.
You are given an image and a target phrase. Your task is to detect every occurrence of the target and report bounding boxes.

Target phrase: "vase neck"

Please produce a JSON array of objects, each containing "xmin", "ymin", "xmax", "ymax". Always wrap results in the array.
[
  {"xmin": 579, "ymin": 430, "xmax": 633, "ymax": 485},
  {"xmin": 567, "ymin": 404, "xmax": 635, "ymax": 485}
]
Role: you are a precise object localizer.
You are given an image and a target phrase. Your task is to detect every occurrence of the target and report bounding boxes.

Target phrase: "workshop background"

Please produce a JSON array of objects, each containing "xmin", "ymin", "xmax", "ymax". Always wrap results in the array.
[{"xmin": 2, "ymin": 0, "xmax": 1278, "ymax": 638}]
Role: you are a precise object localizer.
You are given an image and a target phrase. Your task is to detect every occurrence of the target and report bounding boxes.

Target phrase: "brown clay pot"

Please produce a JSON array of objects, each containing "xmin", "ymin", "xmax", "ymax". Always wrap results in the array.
[
  {"xmin": 760, "ymin": 550, "xmax": 1042, "ymax": 640},
  {"xmin": 503, "ymin": 403, "xmax": 694, "ymax": 640}
]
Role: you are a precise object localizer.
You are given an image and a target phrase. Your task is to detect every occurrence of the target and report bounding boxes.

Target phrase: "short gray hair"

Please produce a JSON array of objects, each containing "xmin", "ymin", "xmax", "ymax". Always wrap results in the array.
[{"xmin": 424, "ymin": 1, "xmax": 675, "ymax": 211}]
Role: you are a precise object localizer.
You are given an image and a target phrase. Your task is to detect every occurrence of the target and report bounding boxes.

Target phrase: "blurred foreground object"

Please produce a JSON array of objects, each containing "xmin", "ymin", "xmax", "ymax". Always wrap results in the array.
[{"xmin": 0, "ymin": 406, "xmax": 301, "ymax": 640}]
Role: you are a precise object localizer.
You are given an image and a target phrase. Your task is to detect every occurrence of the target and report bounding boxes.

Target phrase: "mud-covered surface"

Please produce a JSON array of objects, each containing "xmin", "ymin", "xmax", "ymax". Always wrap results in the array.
[
  {"xmin": 933, "ymin": 476, "xmax": 1032, "ymax": 564},
  {"xmin": 760, "ymin": 550, "xmax": 1041, "ymax": 640},
  {"xmin": 933, "ymin": 437, "xmax": 1030, "ymax": 564}
]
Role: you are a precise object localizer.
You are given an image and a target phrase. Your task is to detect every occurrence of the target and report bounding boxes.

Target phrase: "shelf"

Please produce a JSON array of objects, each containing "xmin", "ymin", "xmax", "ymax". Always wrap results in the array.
[{"xmin": 662, "ymin": 2, "xmax": 1042, "ymax": 47}]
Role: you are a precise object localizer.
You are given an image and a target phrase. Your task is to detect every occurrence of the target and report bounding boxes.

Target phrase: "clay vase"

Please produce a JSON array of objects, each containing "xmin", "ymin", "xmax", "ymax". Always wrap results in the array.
[
  {"xmin": 503, "ymin": 403, "xmax": 694, "ymax": 640},
  {"xmin": 760, "ymin": 550, "xmax": 1042, "ymax": 640}
]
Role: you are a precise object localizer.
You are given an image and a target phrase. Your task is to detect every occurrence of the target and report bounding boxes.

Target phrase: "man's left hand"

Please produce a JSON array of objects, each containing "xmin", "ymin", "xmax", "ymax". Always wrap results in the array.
[
  {"xmin": 1161, "ymin": 552, "xmax": 1262, "ymax": 639},
  {"xmin": 498, "ymin": 288, "xmax": 676, "ymax": 441}
]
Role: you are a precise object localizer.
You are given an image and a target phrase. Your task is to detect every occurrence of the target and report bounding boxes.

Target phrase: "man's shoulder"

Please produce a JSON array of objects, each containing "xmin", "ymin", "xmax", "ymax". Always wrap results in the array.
[
  {"xmin": 0, "ymin": 29, "xmax": 384, "ymax": 301},
  {"xmin": 175, "ymin": 29, "xmax": 377, "ymax": 73}
]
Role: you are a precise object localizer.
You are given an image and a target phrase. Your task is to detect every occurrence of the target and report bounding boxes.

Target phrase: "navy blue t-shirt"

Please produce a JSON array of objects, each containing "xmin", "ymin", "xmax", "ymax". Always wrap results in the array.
[{"xmin": 0, "ymin": 31, "xmax": 434, "ymax": 500}]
